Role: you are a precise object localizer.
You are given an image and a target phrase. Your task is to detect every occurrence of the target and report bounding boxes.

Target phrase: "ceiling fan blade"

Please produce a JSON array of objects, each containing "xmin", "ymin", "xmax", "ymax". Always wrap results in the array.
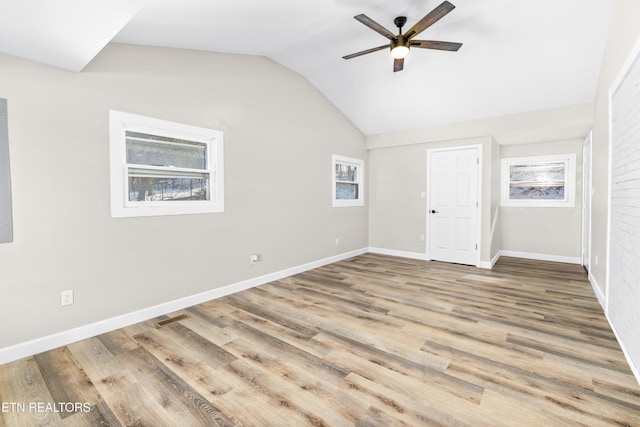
[
  {"xmin": 354, "ymin": 14, "xmax": 396, "ymax": 40},
  {"xmin": 410, "ymin": 40, "xmax": 462, "ymax": 51},
  {"xmin": 393, "ymin": 58, "xmax": 404, "ymax": 72},
  {"xmin": 403, "ymin": 1, "xmax": 455, "ymax": 40},
  {"xmin": 342, "ymin": 44, "xmax": 389, "ymax": 60}
]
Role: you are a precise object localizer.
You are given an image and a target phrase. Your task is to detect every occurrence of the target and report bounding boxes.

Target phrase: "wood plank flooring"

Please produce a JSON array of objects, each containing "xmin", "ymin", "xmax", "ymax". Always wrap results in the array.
[{"xmin": 1, "ymin": 254, "xmax": 640, "ymax": 426}]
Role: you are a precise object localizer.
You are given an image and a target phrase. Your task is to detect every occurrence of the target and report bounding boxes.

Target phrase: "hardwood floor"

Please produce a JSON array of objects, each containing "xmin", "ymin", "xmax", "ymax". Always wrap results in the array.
[{"xmin": 1, "ymin": 254, "xmax": 640, "ymax": 426}]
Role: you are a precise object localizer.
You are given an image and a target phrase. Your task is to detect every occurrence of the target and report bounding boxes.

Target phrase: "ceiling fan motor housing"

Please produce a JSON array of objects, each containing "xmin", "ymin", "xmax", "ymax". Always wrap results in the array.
[{"xmin": 391, "ymin": 35, "xmax": 410, "ymax": 50}]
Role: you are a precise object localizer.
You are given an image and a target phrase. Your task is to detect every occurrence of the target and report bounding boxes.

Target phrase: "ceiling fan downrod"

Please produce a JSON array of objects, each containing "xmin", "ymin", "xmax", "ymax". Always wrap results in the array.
[{"xmin": 394, "ymin": 16, "xmax": 407, "ymax": 33}]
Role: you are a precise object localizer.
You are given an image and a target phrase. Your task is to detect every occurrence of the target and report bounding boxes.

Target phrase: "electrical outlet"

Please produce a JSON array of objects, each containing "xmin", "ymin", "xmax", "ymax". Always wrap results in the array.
[
  {"xmin": 61, "ymin": 290, "xmax": 74, "ymax": 306},
  {"xmin": 335, "ymin": 238, "xmax": 340, "ymax": 246},
  {"xmin": 250, "ymin": 254, "xmax": 260, "ymax": 265}
]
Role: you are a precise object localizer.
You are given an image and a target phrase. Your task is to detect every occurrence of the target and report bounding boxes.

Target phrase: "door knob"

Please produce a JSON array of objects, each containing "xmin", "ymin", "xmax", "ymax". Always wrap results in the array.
[{"xmin": 431, "ymin": 209, "xmax": 439, "ymax": 214}]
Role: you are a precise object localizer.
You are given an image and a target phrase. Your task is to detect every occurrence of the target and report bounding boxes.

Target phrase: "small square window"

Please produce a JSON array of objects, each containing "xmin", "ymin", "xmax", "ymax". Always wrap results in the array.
[
  {"xmin": 109, "ymin": 111, "xmax": 224, "ymax": 217},
  {"xmin": 332, "ymin": 155, "xmax": 364, "ymax": 207}
]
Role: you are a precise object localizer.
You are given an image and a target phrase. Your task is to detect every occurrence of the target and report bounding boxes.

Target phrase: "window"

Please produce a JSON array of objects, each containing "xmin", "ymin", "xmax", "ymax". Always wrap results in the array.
[
  {"xmin": 501, "ymin": 154, "xmax": 576, "ymax": 207},
  {"xmin": 109, "ymin": 110, "xmax": 224, "ymax": 217},
  {"xmin": 332, "ymin": 155, "xmax": 364, "ymax": 207}
]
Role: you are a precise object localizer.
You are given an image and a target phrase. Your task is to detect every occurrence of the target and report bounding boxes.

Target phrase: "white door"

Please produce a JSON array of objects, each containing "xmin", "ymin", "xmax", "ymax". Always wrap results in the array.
[
  {"xmin": 582, "ymin": 132, "xmax": 592, "ymax": 271},
  {"xmin": 428, "ymin": 147, "xmax": 479, "ymax": 266}
]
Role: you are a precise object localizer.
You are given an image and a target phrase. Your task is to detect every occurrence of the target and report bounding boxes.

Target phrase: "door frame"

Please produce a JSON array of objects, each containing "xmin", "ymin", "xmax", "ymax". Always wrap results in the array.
[
  {"xmin": 582, "ymin": 131, "xmax": 592, "ymax": 272},
  {"xmin": 426, "ymin": 144, "xmax": 483, "ymax": 267}
]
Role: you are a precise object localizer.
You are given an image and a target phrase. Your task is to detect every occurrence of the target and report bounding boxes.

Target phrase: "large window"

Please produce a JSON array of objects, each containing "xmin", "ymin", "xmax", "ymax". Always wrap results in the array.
[
  {"xmin": 109, "ymin": 111, "xmax": 224, "ymax": 217},
  {"xmin": 332, "ymin": 155, "xmax": 364, "ymax": 207},
  {"xmin": 500, "ymin": 154, "xmax": 576, "ymax": 207}
]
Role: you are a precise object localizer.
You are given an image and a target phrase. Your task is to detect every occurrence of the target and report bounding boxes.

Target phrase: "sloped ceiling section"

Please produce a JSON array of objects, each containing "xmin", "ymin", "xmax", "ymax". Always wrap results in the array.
[
  {"xmin": 0, "ymin": 0, "xmax": 614, "ymax": 135},
  {"xmin": 0, "ymin": 0, "xmax": 146, "ymax": 72}
]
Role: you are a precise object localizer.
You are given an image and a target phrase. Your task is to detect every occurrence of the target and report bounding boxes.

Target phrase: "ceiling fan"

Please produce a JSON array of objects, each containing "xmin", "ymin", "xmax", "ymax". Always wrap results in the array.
[{"xmin": 343, "ymin": 1, "xmax": 462, "ymax": 72}]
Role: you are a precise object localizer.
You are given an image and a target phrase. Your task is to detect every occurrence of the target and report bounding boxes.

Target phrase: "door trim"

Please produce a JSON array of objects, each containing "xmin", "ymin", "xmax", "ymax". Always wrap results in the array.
[
  {"xmin": 581, "ymin": 131, "xmax": 592, "ymax": 272},
  {"xmin": 426, "ymin": 144, "xmax": 483, "ymax": 267}
]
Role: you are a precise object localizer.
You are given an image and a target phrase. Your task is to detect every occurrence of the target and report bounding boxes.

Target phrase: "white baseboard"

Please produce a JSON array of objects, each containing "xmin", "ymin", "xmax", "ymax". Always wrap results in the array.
[
  {"xmin": 0, "ymin": 248, "xmax": 368, "ymax": 365},
  {"xmin": 589, "ymin": 274, "xmax": 606, "ymax": 309},
  {"xmin": 368, "ymin": 247, "xmax": 428, "ymax": 261},
  {"xmin": 498, "ymin": 250, "xmax": 581, "ymax": 265},
  {"xmin": 368, "ymin": 248, "xmax": 580, "ymax": 269},
  {"xmin": 478, "ymin": 251, "xmax": 501, "ymax": 269},
  {"xmin": 591, "ymin": 275, "xmax": 640, "ymax": 386},
  {"xmin": 369, "ymin": 247, "xmax": 497, "ymax": 269},
  {"xmin": 606, "ymin": 312, "xmax": 640, "ymax": 386}
]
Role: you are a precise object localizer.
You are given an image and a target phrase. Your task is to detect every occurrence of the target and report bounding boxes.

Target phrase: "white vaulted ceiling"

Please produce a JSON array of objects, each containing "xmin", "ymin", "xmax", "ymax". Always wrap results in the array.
[{"xmin": 0, "ymin": 0, "xmax": 614, "ymax": 135}]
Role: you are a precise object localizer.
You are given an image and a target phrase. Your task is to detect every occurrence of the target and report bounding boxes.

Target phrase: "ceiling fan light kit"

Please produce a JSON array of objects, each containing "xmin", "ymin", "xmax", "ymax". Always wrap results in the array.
[
  {"xmin": 343, "ymin": 0, "xmax": 462, "ymax": 72},
  {"xmin": 390, "ymin": 36, "xmax": 410, "ymax": 59}
]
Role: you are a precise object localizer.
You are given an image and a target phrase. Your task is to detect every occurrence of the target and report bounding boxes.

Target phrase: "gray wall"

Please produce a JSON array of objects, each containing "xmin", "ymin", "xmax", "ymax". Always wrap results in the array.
[
  {"xmin": 367, "ymin": 135, "xmax": 583, "ymax": 265},
  {"xmin": 368, "ymin": 136, "xmax": 499, "ymax": 265},
  {"xmin": 366, "ymin": 105, "xmax": 591, "ymax": 265},
  {"xmin": 500, "ymin": 139, "xmax": 583, "ymax": 259},
  {"xmin": 0, "ymin": 43, "xmax": 367, "ymax": 349}
]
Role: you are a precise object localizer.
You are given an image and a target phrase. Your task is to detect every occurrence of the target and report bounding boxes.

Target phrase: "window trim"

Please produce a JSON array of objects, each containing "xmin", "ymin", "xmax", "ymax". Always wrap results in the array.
[
  {"xmin": 332, "ymin": 154, "xmax": 364, "ymax": 207},
  {"xmin": 109, "ymin": 110, "xmax": 224, "ymax": 218},
  {"xmin": 500, "ymin": 153, "xmax": 576, "ymax": 208}
]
